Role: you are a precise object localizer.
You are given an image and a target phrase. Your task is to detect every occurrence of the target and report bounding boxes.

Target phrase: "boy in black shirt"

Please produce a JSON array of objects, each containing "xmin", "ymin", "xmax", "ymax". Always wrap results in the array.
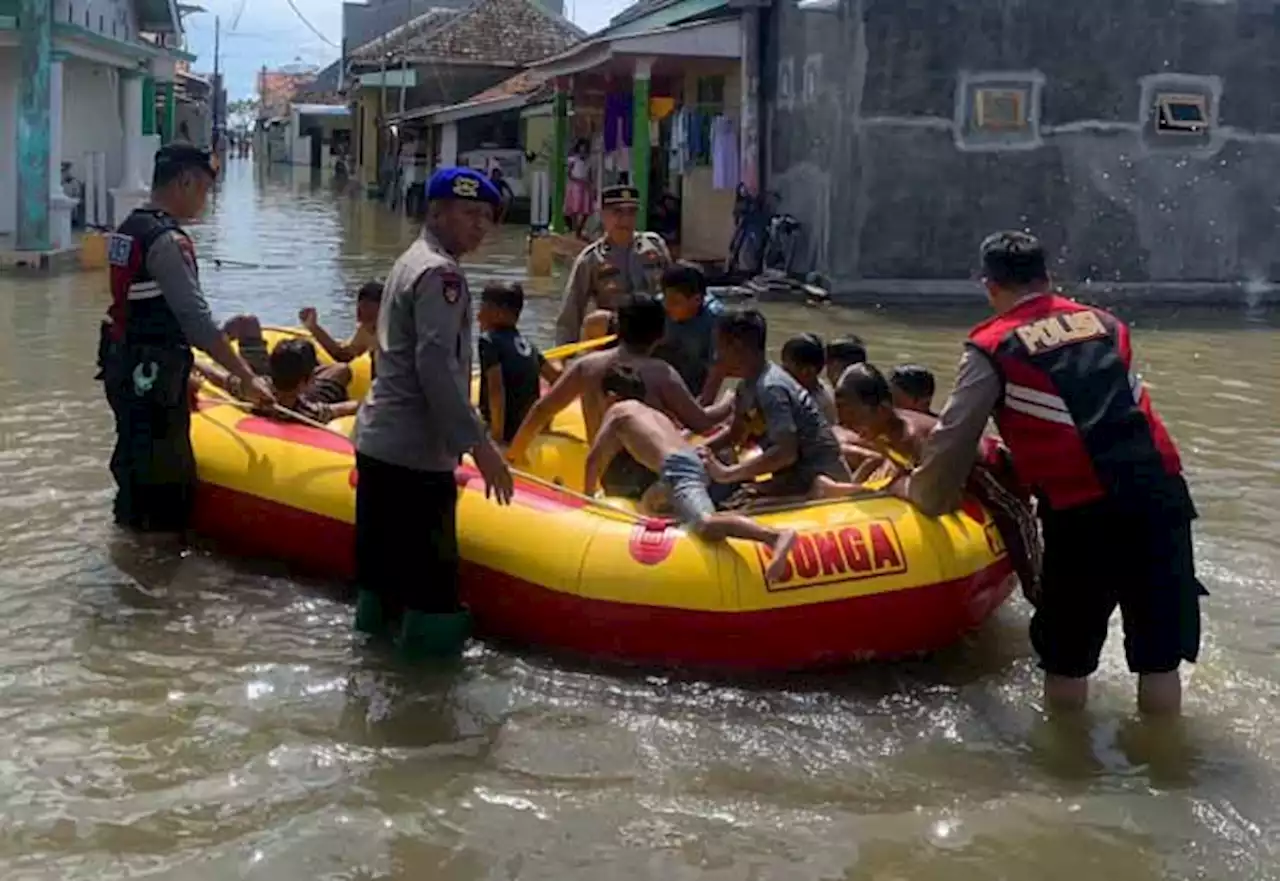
[{"xmin": 478, "ymin": 283, "xmax": 561, "ymax": 444}]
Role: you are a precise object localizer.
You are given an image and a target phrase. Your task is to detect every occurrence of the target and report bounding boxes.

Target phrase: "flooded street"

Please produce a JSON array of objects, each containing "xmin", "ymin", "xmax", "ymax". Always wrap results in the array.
[{"xmin": 0, "ymin": 159, "xmax": 1278, "ymax": 880}]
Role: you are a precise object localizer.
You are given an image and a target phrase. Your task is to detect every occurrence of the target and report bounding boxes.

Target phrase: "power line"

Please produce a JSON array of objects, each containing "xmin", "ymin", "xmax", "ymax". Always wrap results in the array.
[{"xmin": 281, "ymin": 0, "xmax": 339, "ymax": 48}]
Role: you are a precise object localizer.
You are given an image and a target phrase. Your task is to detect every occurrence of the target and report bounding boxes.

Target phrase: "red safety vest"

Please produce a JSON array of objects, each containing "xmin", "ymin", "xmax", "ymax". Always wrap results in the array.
[
  {"xmin": 105, "ymin": 208, "xmax": 192, "ymax": 346},
  {"xmin": 967, "ymin": 293, "xmax": 1182, "ymax": 511}
]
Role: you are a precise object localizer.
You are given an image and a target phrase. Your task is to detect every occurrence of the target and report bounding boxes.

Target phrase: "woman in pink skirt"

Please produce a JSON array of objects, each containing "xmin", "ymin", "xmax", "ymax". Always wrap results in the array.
[{"xmin": 565, "ymin": 139, "xmax": 592, "ymax": 238}]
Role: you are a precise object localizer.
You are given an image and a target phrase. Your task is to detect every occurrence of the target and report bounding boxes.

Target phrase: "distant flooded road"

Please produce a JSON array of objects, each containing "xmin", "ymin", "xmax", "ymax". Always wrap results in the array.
[{"xmin": 0, "ymin": 159, "xmax": 1276, "ymax": 880}]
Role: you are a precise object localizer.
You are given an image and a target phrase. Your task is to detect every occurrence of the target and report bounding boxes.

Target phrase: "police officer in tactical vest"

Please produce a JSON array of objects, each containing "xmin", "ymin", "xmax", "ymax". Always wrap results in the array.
[
  {"xmin": 554, "ymin": 184, "xmax": 673, "ymax": 345},
  {"xmin": 99, "ymin": 144, "xmax": 275, "ymax": 534},
  {"xmin": 903, "ymin": 231, "xmax": 1205, "ymax": 717},
  {"xmin": 353, "ymin": 167, "xmax": 514, "ymax": 659}
]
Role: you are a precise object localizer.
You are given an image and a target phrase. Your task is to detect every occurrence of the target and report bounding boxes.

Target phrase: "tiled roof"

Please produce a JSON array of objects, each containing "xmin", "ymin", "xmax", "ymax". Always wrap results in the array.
[
  {"xmin": 349, "ymin": 7, "xmax": 460, "ymax": 63},
  {"xmin": 465, "ymin": 69, "xmax": 547, "ymax": 103},
  {"xmin": 360, "ymin": 0, "xmax": 585, "ymax": 67}
]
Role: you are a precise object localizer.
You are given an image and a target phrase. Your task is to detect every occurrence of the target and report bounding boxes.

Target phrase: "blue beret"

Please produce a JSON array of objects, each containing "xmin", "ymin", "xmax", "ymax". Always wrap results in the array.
[{"xmin": 426, "ymin": 167, "xmax": 503, "ymax": 207}]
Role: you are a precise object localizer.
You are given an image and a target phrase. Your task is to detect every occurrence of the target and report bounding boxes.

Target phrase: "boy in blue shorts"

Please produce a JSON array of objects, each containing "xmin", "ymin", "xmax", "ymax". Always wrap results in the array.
[{"xmin": 584, "ymin": 364, "xmax": 796, "ymax": 583}]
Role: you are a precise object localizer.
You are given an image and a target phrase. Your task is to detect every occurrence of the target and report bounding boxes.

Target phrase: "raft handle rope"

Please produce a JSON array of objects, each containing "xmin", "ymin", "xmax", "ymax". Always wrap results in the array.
[
  {"xmin": 256, "ymin": 325, "xmax": 617, "ymax": 364},
  {"xmin": 196, "ymin": 384, "xmax": 650, "ymax": 525}
]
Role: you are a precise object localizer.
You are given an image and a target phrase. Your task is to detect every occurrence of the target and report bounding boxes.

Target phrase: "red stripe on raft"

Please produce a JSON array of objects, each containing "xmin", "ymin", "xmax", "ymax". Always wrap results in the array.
[
  {"xmin": 234, "ymin": 414, "xmax": 354, "ymax": 455},
  {"xmin": 192, "ymin": 481, "xmax": 1016, "ymax": 671},
  {"xmin": 458, "ymin": 464, "xmax": 587, "ymax": 512}
]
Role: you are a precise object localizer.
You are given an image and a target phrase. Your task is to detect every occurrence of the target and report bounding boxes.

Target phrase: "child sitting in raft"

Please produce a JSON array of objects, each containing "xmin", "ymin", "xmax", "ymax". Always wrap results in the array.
[
  {"xmin": 815, "ymin": 364, "xmax": 1044, "ymax": 599},
  {"xmin": 889, "ymin": 364, "xmax": 937, "ymax": 415},
  {"xmin": 824, "ymin": 335, "xmax": 869, "ymax": 388},
  {"xmin": 221, "ymin": 314, "xmax": 354, "ymax": 404},
  {"xmin": 699, "ymin": 309, "xmax": 851, "ymax": 507},
  {"xmin": 815, "ymin": 363, "xmax": 939, "ymax": 493},
  {"xmin": 781, "ymin": 332, "xmax": 838, "ymax": 425},
  {"xmin": 478, "ymin": 282, "xmax": 562, "ymax": 444},
  {"xmin": 298, "ymin": 279, "xmax": 384, "ymax": 369},
  {"xmin": 198, "ymin": 338, "xmax": 361, "ymax": 424},
  {"xmin": 585, "ymin": 364, "xmax": 797, "ymax": 584},
  {"xmin": 654, "ymin": 261, "xmax": 722, "ymax": 398}
]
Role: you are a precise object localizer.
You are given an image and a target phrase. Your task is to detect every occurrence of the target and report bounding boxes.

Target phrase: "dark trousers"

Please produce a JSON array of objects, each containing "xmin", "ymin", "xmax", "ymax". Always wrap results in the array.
[
  {"xmin": 102, "ymin": 341, "xmax": 196, "ymax": 533},
  {"xmin": 354, "ymin": 453, "xmax": 460, "ymax": 615}
]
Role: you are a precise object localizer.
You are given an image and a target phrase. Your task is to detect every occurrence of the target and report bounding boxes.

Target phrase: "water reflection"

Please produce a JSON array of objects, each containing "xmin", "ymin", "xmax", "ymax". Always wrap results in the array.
[{"xmin": 0, "ymin": 159, "xmax": 1274, "ymax": 879}]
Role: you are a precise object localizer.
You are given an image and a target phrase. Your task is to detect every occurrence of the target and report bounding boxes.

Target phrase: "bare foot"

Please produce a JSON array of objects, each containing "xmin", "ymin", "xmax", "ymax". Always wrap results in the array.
[{"xmin": 764, "ymin": 530, "xmax": 797, "ymax": 584}]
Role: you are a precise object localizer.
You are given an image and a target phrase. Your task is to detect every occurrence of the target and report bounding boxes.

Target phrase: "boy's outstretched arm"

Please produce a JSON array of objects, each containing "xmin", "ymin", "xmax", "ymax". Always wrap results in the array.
[
  {"xmin": 300, "ymin": 307, "xmax": 365, "ymax": 362},
  {"xmin": 507, "ymin": 361, "xmax": 586, "ymax": 464}
]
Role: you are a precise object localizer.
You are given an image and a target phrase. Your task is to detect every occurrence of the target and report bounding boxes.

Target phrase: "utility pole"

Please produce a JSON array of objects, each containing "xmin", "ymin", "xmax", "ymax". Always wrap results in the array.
[
  {"xmin": 212, "ymin": 15, "xmax": 221, "ymax": 137},
  {"xmin": 399, "ymin": 0, "xmax": 409, "ymax": 115}
]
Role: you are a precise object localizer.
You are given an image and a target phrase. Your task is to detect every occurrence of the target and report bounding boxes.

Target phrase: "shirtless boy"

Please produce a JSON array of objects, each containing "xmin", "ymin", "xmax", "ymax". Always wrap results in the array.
[
  {"xmin": 507, "ymin": 294, "xmax": 732, "ymax": 497},
  {"xmin": 586, "ymin": 365, "xmax": 796, "ymax": 583},
  {"xmin": 816, "ymin": 363, "xmax": 938, "ymax": 496},
  {"xmin": 299, "ymin": 279, "xmax": 383, "ymax": 367}
]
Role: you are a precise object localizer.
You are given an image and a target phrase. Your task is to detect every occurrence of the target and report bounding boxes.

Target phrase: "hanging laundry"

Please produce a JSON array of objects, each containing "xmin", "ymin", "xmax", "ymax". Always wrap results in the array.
[
  {"xmin": 650, "ymin": 96, "xmax": 676, "ymax": 120},
  {"xmin": 603, "ymin": 94, "xmax": 634, "ymax": 153},
  {"xmin": 669, "ymin": 107, "xmax": 688, "ymax": 177},
  {"xmin": 712, "ymin": 115, "xmax": 739, "ymax": 190}
]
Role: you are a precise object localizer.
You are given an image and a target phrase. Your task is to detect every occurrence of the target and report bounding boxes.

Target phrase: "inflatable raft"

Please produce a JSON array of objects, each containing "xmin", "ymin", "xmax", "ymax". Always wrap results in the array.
[{"xmin": 191, "ymin": 330, "xmax": 1015, "ymax": 671}]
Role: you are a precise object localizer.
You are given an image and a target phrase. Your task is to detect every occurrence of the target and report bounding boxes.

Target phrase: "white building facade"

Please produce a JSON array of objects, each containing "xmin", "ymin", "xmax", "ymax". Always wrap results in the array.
[{"xmin": 0, "ymin": 0, "xmax": 190, "ymax": 255}]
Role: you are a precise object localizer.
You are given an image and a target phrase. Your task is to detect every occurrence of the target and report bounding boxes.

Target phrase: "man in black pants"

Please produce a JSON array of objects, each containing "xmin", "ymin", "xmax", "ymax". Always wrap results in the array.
[
  {"xmin": 353, "ymin": 167, "xmax": 514, "ymax": 659},
  {"xmin": 903, "ymin": 231, "xmax": 1205, "ymax": 716},
  {"xmin": 99, "ymin": 144, "xmax": 273, "ymax": 534}
]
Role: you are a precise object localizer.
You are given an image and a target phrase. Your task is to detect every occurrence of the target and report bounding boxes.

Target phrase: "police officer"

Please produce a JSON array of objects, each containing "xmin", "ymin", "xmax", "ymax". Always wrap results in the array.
[
  {"xmin": 99, "ymin": 144, "xmax": 274, "ymax": 534},
  {"xmin": 353, "ymin": 167, "xmax": 515, "ymax": 659},
  {"xmin": 554, "ymin": 184, "xmax": 673, "ymax": 345},
  {"xmin": 903, "ymin": 231, "xmax": 1205, "ymax": 716}
]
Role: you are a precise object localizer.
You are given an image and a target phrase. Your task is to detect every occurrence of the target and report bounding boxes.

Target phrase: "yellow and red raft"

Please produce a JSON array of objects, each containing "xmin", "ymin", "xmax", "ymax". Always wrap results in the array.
[{"xmin": 191, "ymin": 330, "xmax": 1016, "ymax": 671}]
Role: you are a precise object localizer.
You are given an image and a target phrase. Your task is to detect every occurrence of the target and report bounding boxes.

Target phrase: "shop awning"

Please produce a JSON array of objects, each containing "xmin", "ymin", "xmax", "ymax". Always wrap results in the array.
[{"xmin": 526, "ymin": 16, "xmax": 741, "ymax": 80}]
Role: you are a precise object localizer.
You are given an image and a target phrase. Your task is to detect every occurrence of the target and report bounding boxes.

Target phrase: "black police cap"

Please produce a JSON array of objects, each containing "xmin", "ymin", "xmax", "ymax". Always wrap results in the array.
[
  {"xmin": 153, "ymin": 143, "xmax": 218, "ymax": 178},
  {"xmin": 601, "ymin": 185, "xmax": 640, "ymax": 207}
]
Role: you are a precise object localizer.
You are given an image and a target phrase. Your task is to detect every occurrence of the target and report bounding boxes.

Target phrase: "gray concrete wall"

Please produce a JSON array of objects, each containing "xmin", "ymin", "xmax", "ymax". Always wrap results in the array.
[{"xmin": 764, "ymin": 0, "xmax": 1280, "ymax": 301}]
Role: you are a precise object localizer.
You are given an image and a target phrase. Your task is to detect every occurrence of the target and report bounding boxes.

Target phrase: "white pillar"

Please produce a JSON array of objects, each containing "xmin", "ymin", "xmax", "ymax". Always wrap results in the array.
[
  {"xmin": 93, "ymin": 150, "xmax": 107, "ymax": 227},
  {"xmin": 47, "ymin": 54, "xmax": 77, "ymax": 250},
  {"xmin": 111, "ymin": 72, "xmax": 150, "ymax": 227},
  {"xmin": 83, "ymin": 152, "xmax": 97, "ymax": 228}
]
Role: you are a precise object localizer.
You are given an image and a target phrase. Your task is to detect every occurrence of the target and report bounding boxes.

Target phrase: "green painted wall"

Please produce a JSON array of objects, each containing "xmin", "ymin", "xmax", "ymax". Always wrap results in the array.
[{"xmin": 16, "ymin": 0, "xmax": 51, "ymax": 251}]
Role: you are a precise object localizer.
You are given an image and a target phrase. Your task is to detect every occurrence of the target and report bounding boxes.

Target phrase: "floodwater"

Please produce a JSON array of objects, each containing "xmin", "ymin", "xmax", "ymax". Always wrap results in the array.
[{"xmin": 0, "ymin": 159, "xmax": 1276, "ymax": 880}]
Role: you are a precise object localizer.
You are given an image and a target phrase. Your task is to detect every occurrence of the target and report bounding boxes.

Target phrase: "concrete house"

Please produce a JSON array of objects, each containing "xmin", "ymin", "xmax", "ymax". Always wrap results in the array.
[
  {"xmin": 764, "ymin": 0, "xmax": 1280, "ymax": 302},
  {"xmin": 1, "ymin": 0, "xmax": 193, "ymax": 260},
  {"xmin": 344, "ymin": 0, "xmax": 580, "ymax": 196}
]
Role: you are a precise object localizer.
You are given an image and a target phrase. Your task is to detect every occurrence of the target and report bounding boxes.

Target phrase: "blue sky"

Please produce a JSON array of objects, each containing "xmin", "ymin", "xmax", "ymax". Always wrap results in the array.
[{"xmin": 184, "ymin": 0, "xmax": 635, "ymax": 101}]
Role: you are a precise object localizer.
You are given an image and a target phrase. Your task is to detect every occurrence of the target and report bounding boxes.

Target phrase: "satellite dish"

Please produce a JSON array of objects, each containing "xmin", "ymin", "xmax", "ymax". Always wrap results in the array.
[{"xmin": 797, "ymin": 0, "xmax": 840, "ymax": 10}]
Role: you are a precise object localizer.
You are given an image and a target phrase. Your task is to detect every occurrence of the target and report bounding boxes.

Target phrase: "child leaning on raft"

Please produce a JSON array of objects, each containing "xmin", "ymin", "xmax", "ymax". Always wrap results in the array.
[
  {"xmin": 585, "ymin": 364, "xmax": 797, "ymax": 584},
  {"xmin": 196, "ymin": 336, "xmax": 360, "ymax": 425},
  {"xmin": 816, "ymin": 362, "xmax": 1043, "ymax": 600},
  {"xmin": 221, "ymin": 314, "xmax": 355, "ymax": 403}
]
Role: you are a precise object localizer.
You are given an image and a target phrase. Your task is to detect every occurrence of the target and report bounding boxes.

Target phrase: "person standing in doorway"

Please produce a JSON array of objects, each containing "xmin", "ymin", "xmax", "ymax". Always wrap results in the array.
[
  {"xmin": 902, "ymin": 230, "xmax": 1206, "ymax": 716},
  {"xmin": 353, "ymin": 167, "xmax": 514, "ymax": 660},
  {"xmin": 98, "ymin": 144, "xmax": 274, "ymax": 535},
  {"xmin": 565, "ymin": 138, "xmax": 592, "ymax": 237},
  {"xmin": 555, "ymin": 184, "xmax": 673, "ymax": 345}
]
